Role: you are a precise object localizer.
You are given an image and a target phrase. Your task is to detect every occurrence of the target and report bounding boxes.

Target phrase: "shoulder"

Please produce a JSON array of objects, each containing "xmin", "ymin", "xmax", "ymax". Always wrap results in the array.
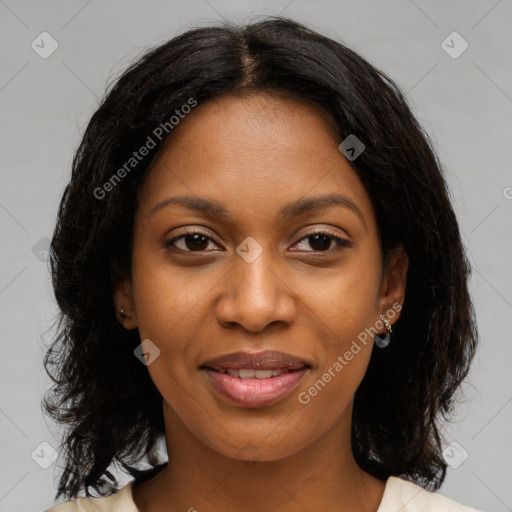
[
  {"xmin": 379, "ymin": 476, "xmax": 484, "ymax": 512},
  {"xmin": 42, "ymin": 480, "xmax": 138, "ymax": 512}
]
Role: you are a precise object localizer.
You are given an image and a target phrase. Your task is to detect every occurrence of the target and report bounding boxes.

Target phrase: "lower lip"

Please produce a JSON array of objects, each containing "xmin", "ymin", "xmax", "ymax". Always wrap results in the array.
[{"xmin": 202, "ymin": 368, "xmax": 309, "ymax": 408}]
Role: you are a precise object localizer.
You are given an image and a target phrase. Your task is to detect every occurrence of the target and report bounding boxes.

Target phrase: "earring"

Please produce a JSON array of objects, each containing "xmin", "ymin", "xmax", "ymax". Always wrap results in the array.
[
  {"xmin": 119, "ymin": 309, "xmax": 129, "ymax": 321},
  {"xmin": 374, "ymin": 315, "xmax": 393, "ymax": 348}
]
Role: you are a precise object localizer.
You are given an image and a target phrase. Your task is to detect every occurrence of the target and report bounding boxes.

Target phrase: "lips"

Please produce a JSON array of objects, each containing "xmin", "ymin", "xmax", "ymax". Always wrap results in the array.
[{"xmin": 200, "ymin": 350, "xmax": 311, "ymax": 408}]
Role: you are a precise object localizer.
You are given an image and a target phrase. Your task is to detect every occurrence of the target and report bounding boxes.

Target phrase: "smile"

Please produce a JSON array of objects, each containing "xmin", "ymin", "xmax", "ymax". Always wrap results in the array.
[{"xmin": 201, "ymin": 367, "xmax": 309, "ymax": 408}]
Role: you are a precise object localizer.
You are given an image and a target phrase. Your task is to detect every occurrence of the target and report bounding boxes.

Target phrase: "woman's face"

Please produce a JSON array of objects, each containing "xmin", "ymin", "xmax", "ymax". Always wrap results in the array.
[{"xmin": 115, "ymin": 93, "xmax": 408, "ymax": 462}]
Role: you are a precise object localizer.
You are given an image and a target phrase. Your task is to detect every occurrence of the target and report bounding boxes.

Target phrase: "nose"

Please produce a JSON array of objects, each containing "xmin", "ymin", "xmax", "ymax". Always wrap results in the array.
[{"xmin": 214, "ymin": 247, "xmax": 296, "ymax": 333}]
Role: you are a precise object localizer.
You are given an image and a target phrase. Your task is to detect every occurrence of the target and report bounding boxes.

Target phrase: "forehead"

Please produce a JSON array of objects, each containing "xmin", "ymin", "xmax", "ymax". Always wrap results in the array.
[
  {"xmin": 156, "ymin": 92, "xmax": 342, "ymax": 160},
  {"xmin": 137, "ymin": 93, "xmax": 375, "ymax": 230}
]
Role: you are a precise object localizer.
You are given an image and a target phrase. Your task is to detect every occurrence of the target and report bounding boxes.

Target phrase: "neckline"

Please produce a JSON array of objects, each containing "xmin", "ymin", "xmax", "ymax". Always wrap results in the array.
[{"xmin": 124, "ymin": 475, "xmax": 404, "ymax": 512}]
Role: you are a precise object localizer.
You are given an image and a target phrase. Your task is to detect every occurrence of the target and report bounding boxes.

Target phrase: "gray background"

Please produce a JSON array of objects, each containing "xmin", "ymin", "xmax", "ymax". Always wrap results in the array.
[{"xmin": 0, "ymin": 1, "xmax": 511, "ymax": 511}]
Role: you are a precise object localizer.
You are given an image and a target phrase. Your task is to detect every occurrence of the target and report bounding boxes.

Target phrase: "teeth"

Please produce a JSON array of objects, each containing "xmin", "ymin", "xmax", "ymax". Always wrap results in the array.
[
  {"xmin": 254, "ymin": 370, "xmax": 273, "ymax": 379},
  {"xmin": 222, "ymin": 368, "xmax": 287, "ymax": 379}
]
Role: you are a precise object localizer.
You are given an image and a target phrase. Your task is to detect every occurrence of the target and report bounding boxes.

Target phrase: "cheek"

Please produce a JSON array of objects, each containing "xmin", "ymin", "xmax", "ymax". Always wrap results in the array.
[
  {"xmin": 304, "ymin": 242, "xmax": 382, "ymax": 331},
  {"xmin": 296, "ymin": 288, "xmax": 377, "ymax": 430},
  {"xmin": 129, "ymin": 245, "xmax": 203, "ymax": 386},
  {"xmin": 298, "ymin": 243, "xmax": 381, "ymax": 400},
  {"xmin": 130, "ymin": 239, "xmax": 214, "ymax": 337}
]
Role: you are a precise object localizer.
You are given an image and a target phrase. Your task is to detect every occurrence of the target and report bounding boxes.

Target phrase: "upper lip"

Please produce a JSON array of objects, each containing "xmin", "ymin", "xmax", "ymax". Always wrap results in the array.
[{"xmin": 201, "ymin": 350, "xmax": 310, "ymax": 371}]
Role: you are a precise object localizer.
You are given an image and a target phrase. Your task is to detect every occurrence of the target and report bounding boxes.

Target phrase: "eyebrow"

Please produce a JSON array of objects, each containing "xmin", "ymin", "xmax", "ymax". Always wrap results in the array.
[{"xmin": 150, "ymin": 193, "xmax": 367, "ymax": 231}]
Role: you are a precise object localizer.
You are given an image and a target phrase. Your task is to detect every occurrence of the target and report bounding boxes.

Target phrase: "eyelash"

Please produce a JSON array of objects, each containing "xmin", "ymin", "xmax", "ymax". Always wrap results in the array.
[{"xmin": 164, "ymin": 228, "xmax": 352, "ymax": 254}]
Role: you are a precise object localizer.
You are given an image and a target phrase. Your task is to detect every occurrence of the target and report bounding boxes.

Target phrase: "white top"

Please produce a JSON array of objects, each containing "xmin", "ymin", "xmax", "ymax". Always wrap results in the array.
[{"xmin": 43, "ymin": 476, "xmax": 483, "ymax": 511}]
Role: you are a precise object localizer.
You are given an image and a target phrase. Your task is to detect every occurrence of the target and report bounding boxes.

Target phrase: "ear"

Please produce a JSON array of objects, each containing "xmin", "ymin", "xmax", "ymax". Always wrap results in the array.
[
  {"xmin": 376, "ymin": 244, "xmax": 409, "ymax": 333},
  {"xmin": 113, "ymin": 278, "xmax": 138, "ymax": 329}
]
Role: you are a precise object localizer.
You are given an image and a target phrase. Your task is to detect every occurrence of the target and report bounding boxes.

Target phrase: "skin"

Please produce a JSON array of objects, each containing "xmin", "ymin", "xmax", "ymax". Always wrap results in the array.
[{"xmin": 114, "ymin": 93, "xmax": 408, "ymax": 512}]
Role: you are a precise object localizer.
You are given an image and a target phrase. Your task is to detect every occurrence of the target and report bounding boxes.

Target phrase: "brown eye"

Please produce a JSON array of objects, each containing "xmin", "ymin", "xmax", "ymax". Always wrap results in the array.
[
  {"xmin": 165, "ymin": 231, "xmax": 219, "ymax": 252},
  {"xmin": 307, "ymin": 233, "xmax": 333, "ymax": 251},
  {"xmin": 292, "ymin": 231, "xmax": 352, "ymax": 253}
]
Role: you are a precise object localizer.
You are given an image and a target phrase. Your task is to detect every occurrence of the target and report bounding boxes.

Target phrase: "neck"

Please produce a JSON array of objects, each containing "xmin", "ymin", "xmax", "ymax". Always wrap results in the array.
[{"xmin": 132, "ymin": 402, "xmax": 386, "ymax": 512}]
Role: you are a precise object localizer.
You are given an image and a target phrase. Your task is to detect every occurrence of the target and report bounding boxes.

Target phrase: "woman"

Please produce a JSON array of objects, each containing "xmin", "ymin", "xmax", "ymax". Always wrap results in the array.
[{"xmin": 42, "ymin": 16, "xmax": 482, "ymax": 512}]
